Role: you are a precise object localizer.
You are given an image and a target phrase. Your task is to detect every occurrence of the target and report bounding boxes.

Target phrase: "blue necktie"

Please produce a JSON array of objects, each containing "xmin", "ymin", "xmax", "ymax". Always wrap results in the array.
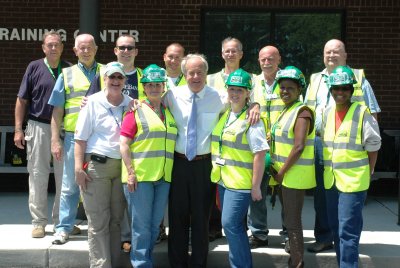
[{"xmin": 185, "ymin": 93, "xmax": 197, "ymax": 161}]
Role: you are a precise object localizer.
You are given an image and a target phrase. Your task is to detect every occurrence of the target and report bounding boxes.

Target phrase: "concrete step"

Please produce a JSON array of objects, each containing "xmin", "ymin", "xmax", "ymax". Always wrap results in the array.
[
  {"xmin": 0, "ymin": 193, "xmax": 399, "ymax": 267},
  {"xmin": 0, "ymin": 225, "xmax": 399, "ymax": 268}
]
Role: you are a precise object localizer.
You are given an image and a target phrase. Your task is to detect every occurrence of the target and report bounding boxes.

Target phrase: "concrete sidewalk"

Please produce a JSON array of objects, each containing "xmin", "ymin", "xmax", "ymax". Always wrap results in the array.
[{"xmin": 0, "ymin": 192, "xmax": 399, "ymax": 267}]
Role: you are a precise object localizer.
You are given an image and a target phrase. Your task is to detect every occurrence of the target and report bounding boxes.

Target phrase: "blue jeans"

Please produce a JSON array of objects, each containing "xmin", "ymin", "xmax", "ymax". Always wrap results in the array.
[
  {"xmin": 55, "ymin": 132, "xmax": 80, "ymax": 233},
  {"xmin": 312, "ymin": 136, "xmax": 333, "ymax": 243},
  {"xmin": 219, "ymin": 185, "xmax": 252, "ymax": 268},
  {"xmin": 128, "ymin": 180, "xmax": 170, "ymax": 268},
  {"xmin": 247, "ymin": 172, "xmax": 269, "ymax": 240},
  {"xmin": 326, "ymin": 185, "xmax": 367, "ymax": 268}
]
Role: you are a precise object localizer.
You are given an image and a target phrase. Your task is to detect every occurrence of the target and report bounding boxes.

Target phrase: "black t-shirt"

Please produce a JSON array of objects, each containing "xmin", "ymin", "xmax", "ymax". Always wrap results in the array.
[{"xmin": 17, "ymin": 58, "xmax": 71, "ymax": 120}]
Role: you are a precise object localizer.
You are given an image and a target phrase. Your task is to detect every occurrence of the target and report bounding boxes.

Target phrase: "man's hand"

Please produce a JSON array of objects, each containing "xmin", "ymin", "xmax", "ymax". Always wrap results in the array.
[
  {"xmin": 75, "ymin": 168, "xmax": 92, "ymax": 192},
  {"xmin": 80, "ymin": 96, "xmax": 88, "ymax": 109},
  {"xmin": 247, "ymin": 102, "xmax": 260, "ymax": 125},
  {"xmin": 51, "ymin": 139, "xmax": 63, "ymax": 161},
  {"xmin": 251, "ymin": 186, "xmax": 262, "ymax": 201},
  {"xmin": 270, "ymin": 167, "xmax": 283, "ymax": 184},
  {"xmin": 128, "ymin": 99, "xmax": 141, "ymax": 112},
  {"xmin": 14, "ymin": 130, "xmax": 25, "ymax": 149}
]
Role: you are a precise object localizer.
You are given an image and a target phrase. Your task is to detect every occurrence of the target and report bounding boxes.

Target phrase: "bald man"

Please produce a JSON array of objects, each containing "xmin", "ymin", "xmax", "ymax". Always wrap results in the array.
[
  {"xmin": 304, "ymin": 39, "xmax": 381, "ymax": 253},
  {"xmin": 249, "ymin": 45, "xmax": 289, "ymax": 250}
]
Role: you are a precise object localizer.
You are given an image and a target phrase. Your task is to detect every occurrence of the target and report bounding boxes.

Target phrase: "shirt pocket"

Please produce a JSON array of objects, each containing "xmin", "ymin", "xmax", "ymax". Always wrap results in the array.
[{"xmin": 200, "ymin": 112, "xmax": 218, "ymax": 132}]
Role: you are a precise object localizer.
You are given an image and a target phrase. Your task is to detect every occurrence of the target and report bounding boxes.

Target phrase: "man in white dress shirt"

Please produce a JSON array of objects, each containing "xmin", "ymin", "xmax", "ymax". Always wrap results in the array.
[{"xmin": 164, "ymin": 54, "xmax": 226, "ymax": 267}]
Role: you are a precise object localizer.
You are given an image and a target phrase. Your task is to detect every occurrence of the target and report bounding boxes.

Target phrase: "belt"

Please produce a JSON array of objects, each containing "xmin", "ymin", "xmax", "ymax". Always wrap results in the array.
[
  {"xmin": 28, "ymin": 114, "xmax": 51, "ymax": 124},
  {"xmin": 174, "ymin": 152, "xmax": 211, "ymax": 161}
]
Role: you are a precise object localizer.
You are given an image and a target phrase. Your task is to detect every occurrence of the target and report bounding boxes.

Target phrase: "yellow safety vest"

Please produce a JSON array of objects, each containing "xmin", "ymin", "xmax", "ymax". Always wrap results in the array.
[
  {"xmin": 207, "ymin": 69, "xmax": 227, "ymax": 92},
  {"xmin": 135, "ymin": 68, "xmax": 146, "ymax": 100},
  {"xmin": 63, "ymin": 64, "xmax": 102, "ymax": 132},
  {"xmin": 121, "ymin": 104, "xmax": 177, "ymax": 183},
  {"xmin": 305, "ymin": 68, "xmax": 366, "ymax": 111},
  {"xmin": 210, "ymin": 109, "xmax": 256, "ymax": 190},
  {"xmin": 322, "ymin": 103, "xmax": 370, "ymax": 192},
  {"xmin": 252, "ymin": 74, "xmax": 284, "ymax": 133},
  {"xmin": 166, "ymin": 73, "xmax": 187, "ymax": 90},
  {"xmin": 271, "ymin": 102, "xmax": 316, "ymax": 189}
]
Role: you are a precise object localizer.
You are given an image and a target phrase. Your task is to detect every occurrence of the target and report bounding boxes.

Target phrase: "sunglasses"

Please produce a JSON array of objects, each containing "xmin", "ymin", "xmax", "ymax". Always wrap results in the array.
[
  {"xmin": 117, "ymin": 46, "xmax": 135, "ymax": 51},
  {"xmin": 108, "ymin": 75, "xmax": 125, "ymax": 80}
]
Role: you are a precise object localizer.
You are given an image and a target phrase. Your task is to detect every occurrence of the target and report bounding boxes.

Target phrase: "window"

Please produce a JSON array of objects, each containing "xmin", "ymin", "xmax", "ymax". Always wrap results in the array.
[{"xmin": 201, "ymin": 9, "xmax": 344, "ymax": 81}]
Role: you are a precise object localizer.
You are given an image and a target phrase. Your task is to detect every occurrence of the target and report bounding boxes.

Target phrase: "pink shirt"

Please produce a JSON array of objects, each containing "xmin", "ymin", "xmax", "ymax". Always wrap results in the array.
[{"xmin": 120, "ymin": 111, "xmax": 138, "ymax": 139}]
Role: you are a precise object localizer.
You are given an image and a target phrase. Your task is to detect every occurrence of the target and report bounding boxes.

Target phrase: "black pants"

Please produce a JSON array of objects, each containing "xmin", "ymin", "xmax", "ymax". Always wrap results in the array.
[{"xmin": 168, "ymin": 155, "xmax": 215, "ymax": 268}]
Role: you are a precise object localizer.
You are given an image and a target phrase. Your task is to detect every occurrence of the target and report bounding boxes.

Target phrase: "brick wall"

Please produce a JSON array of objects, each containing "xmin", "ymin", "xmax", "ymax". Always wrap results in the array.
[{"xmin": 0, "ymin": 0, "xmax": 399, "ymax": 128}]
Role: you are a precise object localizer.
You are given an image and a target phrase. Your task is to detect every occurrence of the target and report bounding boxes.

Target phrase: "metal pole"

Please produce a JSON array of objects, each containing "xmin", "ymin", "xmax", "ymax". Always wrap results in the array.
[{"xmin": 79, "ymin": 0, "xmax": 100, "ymax": 43}]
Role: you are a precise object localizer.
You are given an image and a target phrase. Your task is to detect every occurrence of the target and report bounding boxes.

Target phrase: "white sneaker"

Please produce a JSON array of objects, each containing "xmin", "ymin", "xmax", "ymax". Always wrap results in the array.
[{"xmin": 52, "ymin": 231, "xmax": 69, "ymax": 245}]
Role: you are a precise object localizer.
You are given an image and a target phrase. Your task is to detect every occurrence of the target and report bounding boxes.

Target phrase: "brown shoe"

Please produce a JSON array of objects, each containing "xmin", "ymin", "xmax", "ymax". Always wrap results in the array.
[
  {"xmin": 307, "ymin": 241, "xmax": 333, "ymax": 253},
  {"xmin": 249, "ymin": 235, "xmax": 268, "ymax": 249},
  {"xmin": 32, "ymin": 225, "xmax": 45, "ymax": 238},
  {"xmin": 70, "ymin": 225, "xmax": 81, "ymax": 235}
]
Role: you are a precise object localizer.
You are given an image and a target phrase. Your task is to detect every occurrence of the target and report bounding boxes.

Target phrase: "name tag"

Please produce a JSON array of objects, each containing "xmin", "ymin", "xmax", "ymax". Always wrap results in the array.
[
  {"xmin": 216, "ymin": 157, "xmax": 225, "ymax": 167},
  {"xmin": 266, "ymin": 93, "xmax": 278, "ymax": 100}
]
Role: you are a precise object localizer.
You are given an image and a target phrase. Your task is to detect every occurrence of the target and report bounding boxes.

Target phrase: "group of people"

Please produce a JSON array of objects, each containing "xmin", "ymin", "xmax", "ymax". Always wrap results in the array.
[{"xmin": 15, "ymin": 30, "xmax": 381, "ymax": 268}]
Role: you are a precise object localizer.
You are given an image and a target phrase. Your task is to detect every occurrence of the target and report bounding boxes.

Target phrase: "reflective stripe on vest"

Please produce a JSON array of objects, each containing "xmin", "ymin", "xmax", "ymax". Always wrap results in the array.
[
  {"xmin": 322, "ymin": 103, "xmax": 370, "ymax": 192},
  {"xmin": 63, "ymin": 64, "xmax": 102, "ymax": 131},
  {"xmin": 210, "ymin": 109, "xmax": 255, "ymax": 190},
  {"xmin": 271, "ymin": 102, "xmax": 316, "ymax": 189},
  {"xmin": 121, "ymin": 104, "xmax": 177, "ymax": 183}
]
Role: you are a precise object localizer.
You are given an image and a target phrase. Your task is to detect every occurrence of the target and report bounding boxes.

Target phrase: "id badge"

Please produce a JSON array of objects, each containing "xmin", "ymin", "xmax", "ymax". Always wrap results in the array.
[
  {"xmin": 266, "ymin": 93, "xmax": 278, "ymax": 100},
  {"xmin": 216, "ymin": 157, "xmax": 225, "ymax": 166}
]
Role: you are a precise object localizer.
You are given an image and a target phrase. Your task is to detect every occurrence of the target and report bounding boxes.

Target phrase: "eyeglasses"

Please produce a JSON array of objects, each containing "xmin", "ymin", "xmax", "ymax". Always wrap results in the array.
[
  {"xmin": 108, "ymin": 75, "xmax": 125, "ymax": 80},
  {"xmin": 117, "ymin": 46, "xmax": 136, "ymax": 51}
]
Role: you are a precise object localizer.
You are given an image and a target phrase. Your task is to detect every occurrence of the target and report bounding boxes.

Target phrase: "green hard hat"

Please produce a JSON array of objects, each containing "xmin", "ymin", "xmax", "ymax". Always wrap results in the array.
[
  {"xmin": 141, "ymin": 64, "xmax": 167, "ymax": 83},
  {"xmin": 276, "ymin": 66, "xmax": 306, "ymax": 90},
  {"xmin": 328, "ymin": 65, "xmax": 356, "ymax": 89},
  {"xmin": 226, "ymin": 68, "xmax": 252, "ymax": 90}
]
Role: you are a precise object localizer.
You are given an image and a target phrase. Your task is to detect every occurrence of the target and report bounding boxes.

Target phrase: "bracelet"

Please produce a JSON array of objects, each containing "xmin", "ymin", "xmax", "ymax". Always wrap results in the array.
[{"xmin": 14, "ymin": 128, "xmax": 23, "ymax": 133}]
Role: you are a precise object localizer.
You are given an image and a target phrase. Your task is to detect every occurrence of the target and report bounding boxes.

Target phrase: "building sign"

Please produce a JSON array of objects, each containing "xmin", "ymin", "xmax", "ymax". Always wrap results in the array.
[{"xmin": 0, "ymin": 28, "xmax": 139, "ymax": 42}]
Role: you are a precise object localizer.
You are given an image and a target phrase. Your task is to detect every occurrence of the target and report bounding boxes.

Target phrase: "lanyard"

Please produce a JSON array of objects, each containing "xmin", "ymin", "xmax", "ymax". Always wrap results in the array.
[
  {"xmin": 262, "ymin": 79, "xmax": 278, "ymax": 121},
  {"xmin": 322, "ymin": 74, "xmax": 331, "ymax": 107},
  {"xmin": 108, "ymin": 106, "xmax": 123, "ymax": 130},
  {"xmin": 166, "ymin": 73, "xmax": 184, "ymax": 90},
  {"xmin": 44, "ymin": 58, "xmax": 61, "ymax": 80},
  {"xmin": 218, "ymin": 106, "xmax": 248, "ymax": 155},
  {"xmin": 174, "ymin": 73, "xmax": 184, "ymax": 86},
  {"xmin": 145, "ymin": 99, "xmax": 165, "ymax": 124}
]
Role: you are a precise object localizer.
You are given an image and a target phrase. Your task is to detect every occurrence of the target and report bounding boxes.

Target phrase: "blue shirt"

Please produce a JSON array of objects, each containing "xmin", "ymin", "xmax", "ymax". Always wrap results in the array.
[
  {"xmin": 48, "ymin": 61, "xmax": 99, "ymax": 108},
  {"xmin": 18, "ymin": 58, "xmax": 71, "ymax": 120}
]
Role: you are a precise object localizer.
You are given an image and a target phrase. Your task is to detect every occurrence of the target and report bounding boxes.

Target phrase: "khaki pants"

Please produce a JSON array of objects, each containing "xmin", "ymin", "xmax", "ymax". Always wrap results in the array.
[
  {"xmin": 82, "ymin": 154, "xmax": 125, "ymax": 268},
  {"xmin": 25, "ymin": 120, "xmax": 63, "ymax": 227}
]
